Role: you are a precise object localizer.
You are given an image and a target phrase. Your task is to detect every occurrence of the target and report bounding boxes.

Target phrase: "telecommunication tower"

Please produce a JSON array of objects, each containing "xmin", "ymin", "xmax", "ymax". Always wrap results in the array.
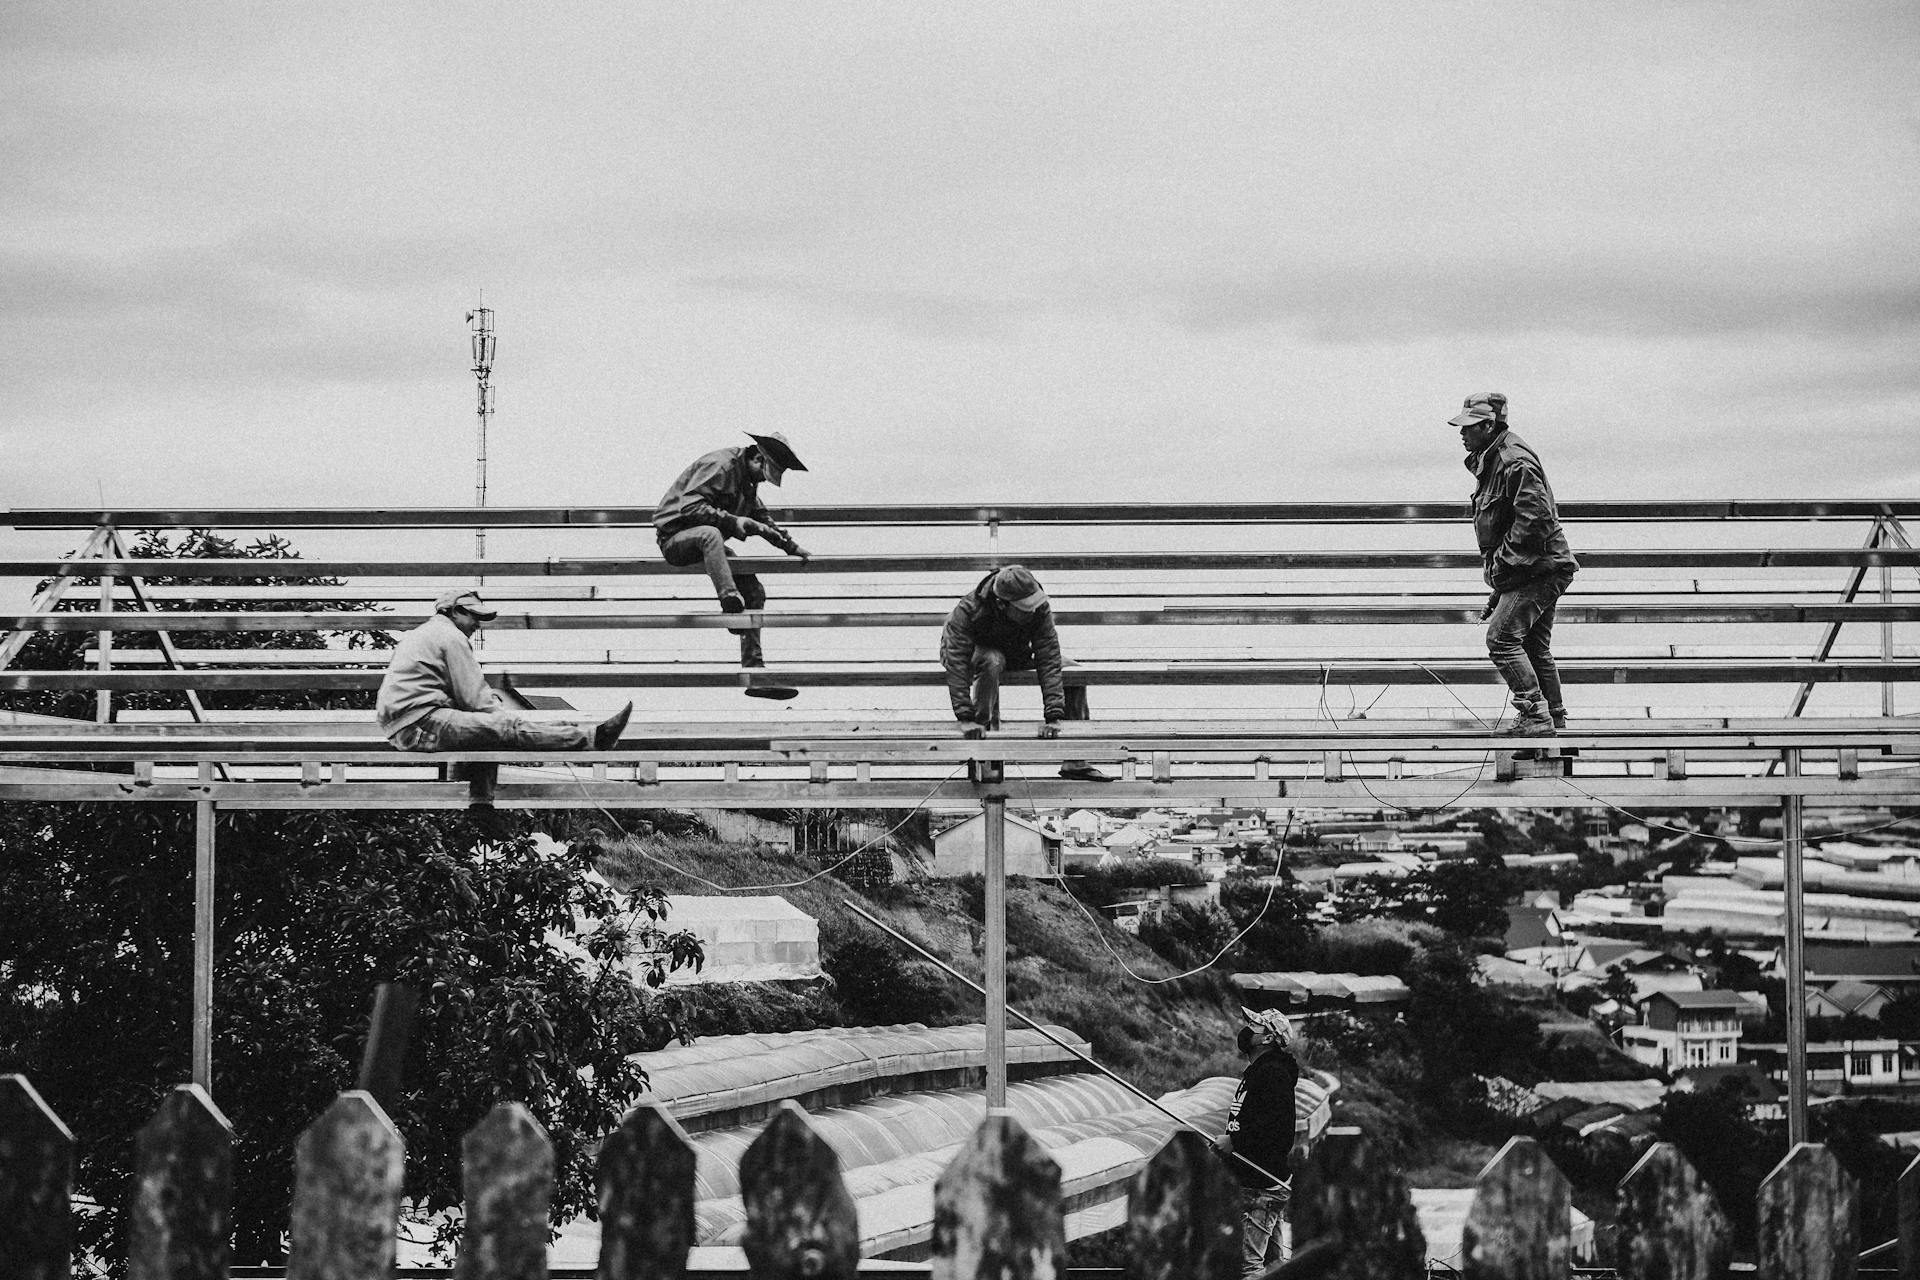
[{"xmin": 466, "ymin": 304, "xmax": 495, "ymax": 575}]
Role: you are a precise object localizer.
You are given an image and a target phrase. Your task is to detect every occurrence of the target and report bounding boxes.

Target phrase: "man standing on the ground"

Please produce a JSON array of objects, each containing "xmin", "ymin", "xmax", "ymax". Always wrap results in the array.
[
  {"xmin": 655, "ymin": 432, "xmax": 812, "ymax": 700},
  {"xmin": 377, "ymin": 589, "xmax": 631, "ymax": 751},
  {"xmin": 1453, "ymin": 391, "xmax": 1579, "ymax": 739},
  {"xmin": 1218, "ymin": 1008, "xmax": 1307, "ymax": 1277},
  {"xmin": 940, "ymin": 564, "xmax": 1109, "ymax": 782}
]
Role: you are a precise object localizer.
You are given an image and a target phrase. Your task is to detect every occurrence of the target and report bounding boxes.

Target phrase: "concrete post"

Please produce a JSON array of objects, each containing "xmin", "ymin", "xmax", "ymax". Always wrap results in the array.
[{"xmin": 193, "ymin": 799, "xmax": 215, "ymax": 1092}]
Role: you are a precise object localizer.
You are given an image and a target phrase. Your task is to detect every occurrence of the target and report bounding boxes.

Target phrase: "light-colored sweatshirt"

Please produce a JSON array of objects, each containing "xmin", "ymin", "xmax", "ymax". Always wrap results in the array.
[{"xmin": 376, "ymin": 613, "xmax": 502, "ymax": 735}]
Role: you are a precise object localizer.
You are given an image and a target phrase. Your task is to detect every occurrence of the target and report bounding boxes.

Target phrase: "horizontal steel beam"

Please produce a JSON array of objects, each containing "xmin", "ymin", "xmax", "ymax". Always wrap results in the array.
[
  {"xmin": 0, "ymin": 774, "xmax": 1912, "ymax": 808},
  {"xmin": 9, "ymin": 500, "xmax": 1919, "ymax": 528},
  {"xmin": 18, "ymin": 601, "xmax": 1920, "ymax": 632},
  {"xmin": 6, "ymin": 548, "xmax": 1920, "ymax": 579},
  {"xmin": 5, "ymin": 659, "xmax": 1918, "ymax": 692}
]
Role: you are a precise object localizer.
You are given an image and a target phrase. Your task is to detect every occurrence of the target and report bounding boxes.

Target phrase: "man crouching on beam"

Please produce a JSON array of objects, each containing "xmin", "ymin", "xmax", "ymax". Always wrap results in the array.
[
  {"xmin": 940, "ymin": 564, "xmax": 1110, "ymax": 782},
  {"xmin": 378, "ymin": 589, "xmax": 632, "ymax": 755}
]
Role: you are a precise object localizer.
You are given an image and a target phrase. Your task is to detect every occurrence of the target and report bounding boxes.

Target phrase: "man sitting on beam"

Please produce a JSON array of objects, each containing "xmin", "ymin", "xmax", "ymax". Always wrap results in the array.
[
  {"xmin": 940, "ymin": 565, "xmax": 1110, "ymax": 782},
  {"xmin": 377, "ymin": 589, "xmax": 631, "ymax": 754},
  {"xmin": 654, "ymin": 431, "xmax": 812, "ymax": 700}
]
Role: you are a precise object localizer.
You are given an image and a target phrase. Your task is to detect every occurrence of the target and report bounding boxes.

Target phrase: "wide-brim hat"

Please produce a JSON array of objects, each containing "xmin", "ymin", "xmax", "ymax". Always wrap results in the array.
[
  {"xmin": 745, "ymin": 432, "xmax": 807, "ymax": 476},
  {"xmin": 434, "ymin": 588, "xmax": 498, "ymax": 620}
]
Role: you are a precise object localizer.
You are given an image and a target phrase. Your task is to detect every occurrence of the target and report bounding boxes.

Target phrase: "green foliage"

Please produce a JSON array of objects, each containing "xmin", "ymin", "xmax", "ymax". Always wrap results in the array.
[
  {"xmin": 818, "ymin": 922, "xmax": 961, "ymax": 1026},
  {"xmin": 0, "ymin": 529, "xmax": 393, "ymax": 720},
  {"xmin": 1596, "ymin": 964, "xmax": 1638, "ymax": 1006},
  {"xmin": 0, "ymin": 532, "xmax": 700, "ymax": 1268},
  {"xmin": 0, "ymin": 806, "xmax": 701, "ymax": 1266},
  {"xmin": 1064, "ymin": 860, "xmax": 1207, "ymax": 905},
  {"xmin": 1216, "ymin": 878, "xmax": 1317, "ymax": 971},
  {"xmin": 1657, "ymin": 1079, "xmax": 1783, "ymax": 1244},
  {"xmin": 1137, "ymin": 902, "xmax": 1236, "ymax": 969},
  {"xmin": 1329, "ymin": 860, "xmax": 1514, "ymax": 938}
]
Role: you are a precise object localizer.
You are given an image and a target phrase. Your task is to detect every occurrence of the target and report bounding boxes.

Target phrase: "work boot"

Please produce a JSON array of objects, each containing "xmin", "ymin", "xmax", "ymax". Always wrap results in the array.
[
  {"xmin": 1500, "ymin": 695, "xmax": 1557, "ymax": 738},
  {"xmin": 593, "ymin": 702, "xmax": 633, "ymax": 751},
  {"xmin": 1550, "ymin": 707, "xmax": 1568, "ymax": 731},
  {"xmin": 719, "ymin": 589, "xmax": 747, "ymax": 614}
]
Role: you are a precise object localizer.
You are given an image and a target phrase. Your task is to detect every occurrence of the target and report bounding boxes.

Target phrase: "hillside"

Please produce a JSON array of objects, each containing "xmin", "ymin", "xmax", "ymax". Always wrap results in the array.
[{"xmin": 593, "ymin": 827, "xmax": 1530, "ymax": 1183}]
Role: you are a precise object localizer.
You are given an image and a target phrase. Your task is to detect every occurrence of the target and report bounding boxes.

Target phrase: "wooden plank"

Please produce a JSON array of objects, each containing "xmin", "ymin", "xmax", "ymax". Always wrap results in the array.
[
  {"xmin": 1755, "ymin": 1142, "xmax": 1856, "ymax": 1280},
  {"xmin": 0, "ymin": 1074, "xmax": 76, "ymax": 1280},
  {"xmin": 1291, "ymin": 1130, "xmax": 1426, "ymax": 1280},
  {"xmin": 128, "ymin": 1084, "xmax": 234, "ymax": 1280},
  {"xmin": 10, "ymin": 498, "xmax": 1918, "ymax": 528},
  {"xmin": 452, "ymin": 1103, "xmax": 552, "ymax": 1280},
  {"xmin": 1615, "ymin": 1142, "xmax": 1731, "ymax": 1280},
  {"xmin": 738, "ymin": 1101, "xmax": 861, "ymax": 1280},
  {"xmin": 285, "ymin": 1092, "xmax": 405, "ymax": 1280},
  {"xmin": 930, "ymin": 1111, "xmax": 1064, "ymax": 1280},
  {"xmin": 596, "ymin": 1104, "xmax": 695, "ymax": 1280},
  {"xmin": 1461, "ymin": 1136, "xmax": 1570, "ymax": 1279},
  {"xmin": 1123, "ymin": 1129, "xmax": 1239, "ymax": 1280}
]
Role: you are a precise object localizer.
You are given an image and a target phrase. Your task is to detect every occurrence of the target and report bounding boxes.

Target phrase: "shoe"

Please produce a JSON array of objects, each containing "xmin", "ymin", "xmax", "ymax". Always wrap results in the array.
[
  {"xmin": 745, "ymin": 684, "xmax": 799, "ymax": 701},
  {"xmin": 1058, "ymin": 762, "xmax": 1112, "ymax": 783},
  {"xmin": 593, "ymin": 702, "xmax": 633, "ymax": 751},
  {"xmin": 1499, "ymin": 697, "xmax": 1557, "ymax": 738},
  {"xmin": 719, "ymin": 590, "xmax": 747, "ymax": 614}
]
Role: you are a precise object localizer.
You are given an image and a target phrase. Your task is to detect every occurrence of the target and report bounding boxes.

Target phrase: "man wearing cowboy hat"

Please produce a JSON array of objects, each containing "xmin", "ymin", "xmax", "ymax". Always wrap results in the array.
[
  {"xmin": 1452, "ymin": 391, "xmax": 1579, "ymax": 741},
  {"xmin": 1219, "ymin": 1007, "xmax": 1307, "ymax": 1276},
  {"xmin": 939, "ymin": 564, "xmax": 1109, "ymax": 782},
  {"xmin": 377, "ymin": 588, "xmax": 632, "ymax": 752},
  {"xmin": 655, "ymin": 432, "xmax": 812, "ymax": 700}
]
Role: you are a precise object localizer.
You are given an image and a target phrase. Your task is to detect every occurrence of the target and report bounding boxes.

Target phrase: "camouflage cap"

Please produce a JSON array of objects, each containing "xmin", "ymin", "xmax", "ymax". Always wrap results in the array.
[{"xmin": 1241, "ymin": 1006, "xmax": 1296, "ymax": 1048}]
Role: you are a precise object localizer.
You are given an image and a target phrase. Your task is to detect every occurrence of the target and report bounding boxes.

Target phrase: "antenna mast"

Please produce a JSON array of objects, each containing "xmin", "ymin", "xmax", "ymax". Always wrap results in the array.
[{"xmin": 466, "ymin": 303, "xmax": 495, "ymax": 577}]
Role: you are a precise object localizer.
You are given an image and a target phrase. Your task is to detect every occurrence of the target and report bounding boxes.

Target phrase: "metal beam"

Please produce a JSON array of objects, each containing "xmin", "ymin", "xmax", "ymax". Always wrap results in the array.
[
  {"xmin": 983, "ymin": 794, "xmax": 1008, "ymax": 1109},
  {"xmin": 1783, "ymin": 750, "xmax": 1808, "ymax": 1147},
  {"xmin": 193, "ymin": 798, "xmax": 215, "ymax": 1092},
  {"xmin": 10, "ymin": 499, "xmax": 1920, "ymax": 529},
  {"xmin": 4, "ymin": 547, "xmax": 1920, "ymax": 579},
  {"xmin": 0, "ymin": 523, "xmax": 113, "ymax": 670}
]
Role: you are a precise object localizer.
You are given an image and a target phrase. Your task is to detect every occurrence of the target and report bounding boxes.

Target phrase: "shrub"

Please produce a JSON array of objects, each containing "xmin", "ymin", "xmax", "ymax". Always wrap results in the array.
[
  {"xmin": 820, "ymin": 929, "xmax": 961, "ymax": 1027},
  {"xmin": 1138, "ymin": 902, "xmax": 1236, "ymax": 969}
]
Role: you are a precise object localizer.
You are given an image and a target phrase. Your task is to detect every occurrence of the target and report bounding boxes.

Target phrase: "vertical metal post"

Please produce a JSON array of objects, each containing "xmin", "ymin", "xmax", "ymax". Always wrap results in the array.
[
  {"xmin": 983, "ymin": 794, "xmax": 1008, "ymax": 1109},
  {"xmin": 1782, "ymin": 749, "xmax": 1808, "ymax": 1147},
  {"xmin": 1884, "ymin": 545, "xmax": 1897, "ymax": 717},
  {"xmin": 95, "ymin": 564, "xmax": 113, "ymax": 723},
  {"xmin": 192, "ymin": 799, "xmax": 215, "ymax": 1092}
]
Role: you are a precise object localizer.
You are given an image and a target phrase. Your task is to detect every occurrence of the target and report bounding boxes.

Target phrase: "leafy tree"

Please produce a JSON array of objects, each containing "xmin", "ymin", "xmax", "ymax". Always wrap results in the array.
[
  {"xmin": 0, "ymin": 532, "xmax": 701, "ymax": 1267},
  {"xmin": 1330, "ymin": 860, "xmax": 1513, "ymax": 939},
  {"xmin": 1137, "ymin": 901, "xmax": 1236, "ymax": 970},
  {"xmin": 1597, "ymin": 964, "xmax": 1638, "ymax": 1008},
  {"xmin": 1658, "ymin": 1079, "xmax": 1783, "ymax": 1245}
]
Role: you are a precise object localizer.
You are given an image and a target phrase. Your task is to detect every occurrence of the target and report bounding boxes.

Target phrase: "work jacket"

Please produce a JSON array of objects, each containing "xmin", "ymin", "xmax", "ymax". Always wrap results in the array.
[
  {"xmin": 1225, "ymin": 1046, "xmax": 1300, "ymax": 1191},
  {"xmin": 1466, "ymin": 429, "xmax": 1579, "ymax": 592},
  {"xmin": 375, "ymin": 613, "xmax": 503, "ymax": 736},
  {"xmin": 653, "ymin": 446, "xmax": 777, "ymax": 543},
  {"xmin": 940, "ymin": 571, "xmax": 1068, "ymax": 722}
]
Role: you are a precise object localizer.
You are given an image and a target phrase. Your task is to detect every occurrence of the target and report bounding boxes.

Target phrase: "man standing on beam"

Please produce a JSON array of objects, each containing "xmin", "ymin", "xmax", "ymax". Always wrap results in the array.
[
  {"xmin": 1453, "ymin": 390, "xmax": 1580, "ymax": 742},
  {"xmin": 655, "ymin": 431, "xmax": 812, "ymax": 701},
  {"xmin": 378, "ymin": 589, "xmax": 632, "ymax": 753},
  {"xmin": 941, "ymin": 564, "xmax": 1110, "ymax": 782}
]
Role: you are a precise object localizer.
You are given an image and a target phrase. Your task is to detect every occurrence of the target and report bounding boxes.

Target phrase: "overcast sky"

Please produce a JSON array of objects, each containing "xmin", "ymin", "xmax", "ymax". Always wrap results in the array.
[{"xmin": 5, "ymin": 2, "xmax": 1917, "ymax": 513}]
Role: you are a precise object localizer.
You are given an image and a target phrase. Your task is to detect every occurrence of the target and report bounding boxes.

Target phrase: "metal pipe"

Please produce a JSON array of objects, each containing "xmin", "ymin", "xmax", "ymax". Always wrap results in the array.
[
  {"xmin": 192, "ymin": 799, "xmax": 216, "ymax": 1091},
  {"xmin": 96, "ymin": 564, "xmax": 113, "ymax": 724},
  {"xmin": 1783, "ymin": 748, "xmax": 1808, "ymax": 1146},
  {"xmin": 983, "ymin": 794, "xmax": 1007, "ymax": 1108},
  {"xmin": 842, "ymin": 898, "xmax": 1290, "ymax": 1188}
]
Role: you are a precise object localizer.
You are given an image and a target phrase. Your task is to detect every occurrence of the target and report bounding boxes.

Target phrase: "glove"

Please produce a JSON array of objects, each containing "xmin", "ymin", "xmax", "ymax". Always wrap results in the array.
[
  {"xmin": 1037, "ymin": 721, "xmax": 1061, "ymax": 740},
  {"xmin": 960, "ymin": 722, "xmax": 985, "ymax": 740},
  {"xmin": 1479, "ymin": 592, "xmax": 1499, "ymax": 622}
]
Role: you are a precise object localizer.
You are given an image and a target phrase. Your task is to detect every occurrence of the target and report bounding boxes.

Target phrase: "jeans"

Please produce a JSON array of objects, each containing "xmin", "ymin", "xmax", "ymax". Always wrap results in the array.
[
  {"xmin": 1241, "ymin": 1185, "xmax": 1290, "ymax": 1278},
  {"xmin": 967, "ymin": 647, "xmax": 1090, "ymax": 729},
  {"xmin": 660, "ymin": 527, "xmax": 764, "ymax": 638},
  {"xmin": 388, "ymin": 707, "xmax": 589, "ymax": 752},
  {"xmin": 1485, "ymin": 570, "xmax": 1573, "ymax": 714}
]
